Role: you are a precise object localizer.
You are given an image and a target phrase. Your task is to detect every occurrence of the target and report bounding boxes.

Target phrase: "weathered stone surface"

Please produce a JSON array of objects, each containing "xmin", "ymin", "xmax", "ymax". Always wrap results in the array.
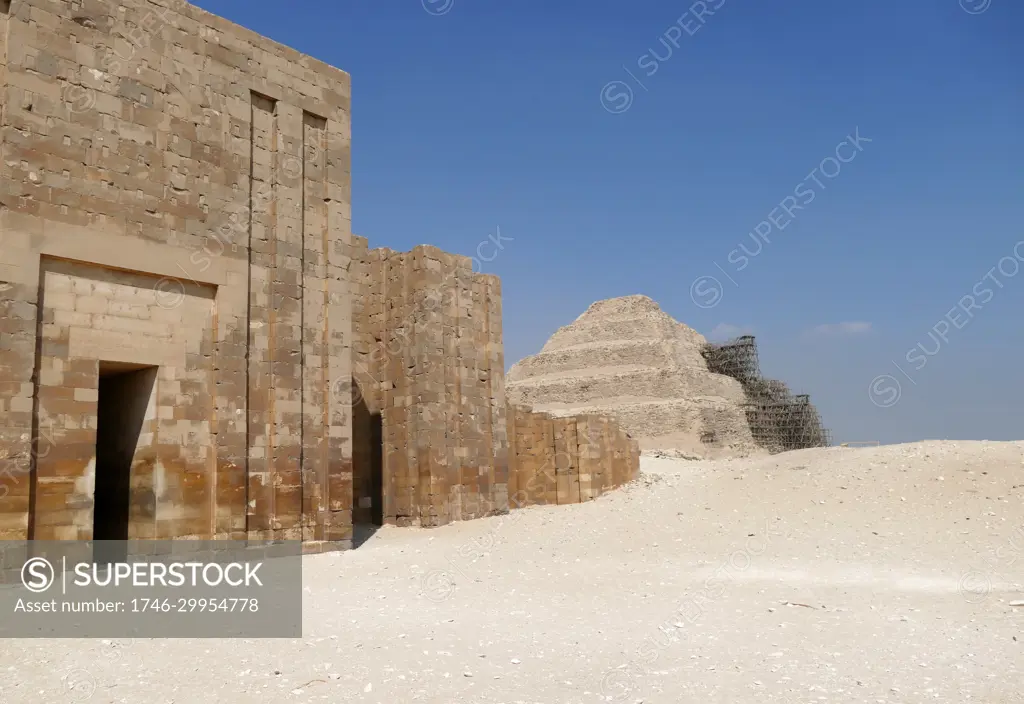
[
  {"xmin": 506, "ymin": 295, "xmax": 760, "ymax": 457},
  {"xmin": 0, "ymin": 0, "xmax": 638, "ymax": 549},
  {"xmin": 506, "ymin": 405, "xmax": 639, "ymax": 509},
  {"xmin": 0, "ymin": 0, "xmax": 353, "ymax": 548},
  {"xmin": 350, "ymin": 242, "xmax": 510, "ymax": 527}
]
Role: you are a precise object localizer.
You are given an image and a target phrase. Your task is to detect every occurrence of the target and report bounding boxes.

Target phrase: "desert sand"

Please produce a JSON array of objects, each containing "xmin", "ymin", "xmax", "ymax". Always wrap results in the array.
[{"xmin": 3, "ymin": 440, "xmax": 1023, "ymax": 703}]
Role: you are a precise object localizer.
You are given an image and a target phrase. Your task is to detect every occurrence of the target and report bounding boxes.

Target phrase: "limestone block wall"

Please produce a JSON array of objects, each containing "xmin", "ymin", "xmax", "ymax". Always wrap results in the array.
[
  {"xmin": 506, "ymin": 405, "xmax": 639, "ymax": 509},
  {"xmin": 0, "ymin": 0, "xmax": 639, "ymax": 550},
  {"xmin": 0, "ymin": 0, "xmax": 353, "ymax": 548},
  {"xmin": 28, "ymin": 260, "xmax": 216, "ymax": 540},
  {"xmin": 351, "ymin": 241, "xmax": 508, "ymax": 527}
]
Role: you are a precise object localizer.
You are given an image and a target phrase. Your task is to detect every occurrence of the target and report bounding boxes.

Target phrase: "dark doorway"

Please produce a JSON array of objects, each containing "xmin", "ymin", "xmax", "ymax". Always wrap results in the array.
[
  {"xmin": 351, "ymin": 378, "xmax": 384, "ymax": 548},
  {"xmin": 369, "ymin": 412, "xmax": 383, "ymax": 526},
  {"xmin": 93, "ymin": 363, "xmax": 156, "ymax": 563}
]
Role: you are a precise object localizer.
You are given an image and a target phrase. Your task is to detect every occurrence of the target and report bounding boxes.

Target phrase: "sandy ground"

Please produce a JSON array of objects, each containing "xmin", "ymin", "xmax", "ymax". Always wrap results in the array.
[{"xmin": 3, "ymin": 440, "xmax": 1024, "ymax": 703}]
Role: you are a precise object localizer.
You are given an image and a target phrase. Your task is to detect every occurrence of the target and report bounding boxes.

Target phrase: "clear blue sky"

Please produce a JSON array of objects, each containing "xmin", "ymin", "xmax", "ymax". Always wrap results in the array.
[{"xmin": 195, "ymin": 0, "xmax": 1023, "ymax": 445}]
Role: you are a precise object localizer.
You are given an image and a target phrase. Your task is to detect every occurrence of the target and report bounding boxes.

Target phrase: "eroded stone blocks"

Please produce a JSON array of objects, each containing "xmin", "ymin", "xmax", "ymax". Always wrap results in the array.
[{"xmin": 506, "ymin": 405, "xmax": 639, "ymax": 510}]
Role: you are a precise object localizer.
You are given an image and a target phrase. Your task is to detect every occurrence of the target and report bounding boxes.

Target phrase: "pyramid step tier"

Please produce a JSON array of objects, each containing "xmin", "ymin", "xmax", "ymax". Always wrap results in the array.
[
  {"xmin": 539, "ymin": 317, "xmax": 701, "ymax": 353},
  {"xmin": 530, "ymin": 398, "xmax": 757, "ymax": 455},
  {"xmin": 507, "ymin": 365, "xmax": 746, "ymax": 407},
  {"xmin": 511, "ymin": 339, "xmax": 701, "ymax": 379}
]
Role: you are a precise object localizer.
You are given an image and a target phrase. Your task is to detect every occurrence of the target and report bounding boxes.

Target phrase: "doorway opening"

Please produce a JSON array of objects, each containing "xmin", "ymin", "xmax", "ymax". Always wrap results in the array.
[
  {"xmin": 351, "ymin": 377, "xmax": 384, "ymax": 548},
  {"xmin": 369, "ymin": 411, "xmax": 383, "ymax": 526},
  {"xmin": 93, "ymin": 362, "xmax": 156, "ymax": 563}
]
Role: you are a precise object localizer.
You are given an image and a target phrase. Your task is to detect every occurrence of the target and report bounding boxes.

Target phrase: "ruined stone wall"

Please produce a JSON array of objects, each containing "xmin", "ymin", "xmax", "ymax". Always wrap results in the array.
[
  {"xmin": 0, "ymin": 0, "xmax": 353, "ymax": 548},
  {"xmin": 351, "ymin": 242, "xmax": 508, "ymax": 527},
  {"xmin": 350, "ymin": 242, "xmax": 639, "ymax": 525},
  {"xmin": 506, "ymin": 405, "xmax": 639, "ymax": 509}
]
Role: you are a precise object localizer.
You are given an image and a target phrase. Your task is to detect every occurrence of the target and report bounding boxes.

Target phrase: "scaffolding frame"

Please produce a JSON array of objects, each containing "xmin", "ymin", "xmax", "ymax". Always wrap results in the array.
[{"xmin": 701, "ymin": 336, "xmax": 831, "ymax": 453}]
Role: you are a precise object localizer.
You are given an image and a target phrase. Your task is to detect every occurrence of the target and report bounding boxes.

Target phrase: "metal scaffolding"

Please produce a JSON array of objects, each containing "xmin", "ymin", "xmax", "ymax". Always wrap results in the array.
[{"xmin": 701, "ymin": 336, "xmax": 831, "ymax": 453}]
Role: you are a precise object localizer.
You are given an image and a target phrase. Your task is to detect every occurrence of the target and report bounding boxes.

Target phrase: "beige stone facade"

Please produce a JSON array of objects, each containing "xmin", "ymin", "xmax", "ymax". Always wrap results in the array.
[
  {"xmin": 0, "ymin": 0, "xmax": 638, "ymax": 550},
  {"xmin": 350, "ymin": 242, "xmax": 509, "ymax": 528},
  {"xmin": 0, "ymin": 0, "xmax": 353, "ymax": 548},
  {"xmin": 348, "ymin": 242, "xmax": 639, "ymax": 526}
]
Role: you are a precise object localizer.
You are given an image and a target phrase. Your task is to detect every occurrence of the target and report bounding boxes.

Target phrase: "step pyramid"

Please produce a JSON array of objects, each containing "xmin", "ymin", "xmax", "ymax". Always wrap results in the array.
[{"xmin": 506, "ymin": 295, "xmax": 760, "ymax": 457}]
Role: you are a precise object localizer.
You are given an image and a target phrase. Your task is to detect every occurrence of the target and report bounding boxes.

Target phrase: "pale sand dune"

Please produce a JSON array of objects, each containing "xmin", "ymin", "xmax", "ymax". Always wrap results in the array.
[{"xmin": 4, "ymin": 439, "xmax": 1022, "ymax": 703}]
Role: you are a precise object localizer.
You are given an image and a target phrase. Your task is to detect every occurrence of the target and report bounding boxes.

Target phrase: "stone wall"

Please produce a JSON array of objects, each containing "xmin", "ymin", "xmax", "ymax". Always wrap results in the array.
[
  {"xmin": 506, "ymin": 405, "xmax": 639, "ymax": 508},
  {"xmin": 0, "ymin": 0, "xmax": 640, "ymax": 550},
  {"xmin": 350, "ymin": 241, "xmax": 508, "ymax": 527},
  {"xmin": 0, "ymin": 0, "xmax": 353, "ymax": 548},
  {"xmin": 347, "ymin": 237, "xmax": 639, "ymax": 523}
]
